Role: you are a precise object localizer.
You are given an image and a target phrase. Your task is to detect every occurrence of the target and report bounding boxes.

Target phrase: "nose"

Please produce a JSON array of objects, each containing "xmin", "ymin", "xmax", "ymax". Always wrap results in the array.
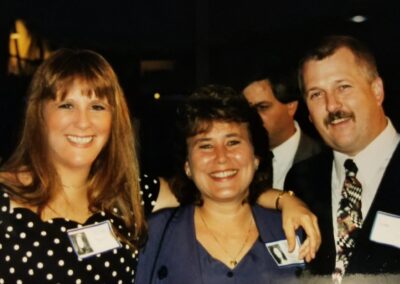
[
  {"xmin": 75, "ymin": 109, "xmax": 91, "ymax": 129},
  {"xmin": 215, "ymin": 145, "xmax": 228, "ymax": 164},
  {"xmin": 325, "ymin": 92, "xmax": 342, "ymax": 113}
]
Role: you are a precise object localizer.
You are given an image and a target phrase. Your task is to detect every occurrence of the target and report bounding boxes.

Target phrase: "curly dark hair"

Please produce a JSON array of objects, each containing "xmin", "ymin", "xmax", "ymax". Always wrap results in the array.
[{"xmin": 170, "ymin": 84, "xmax": 272, "ymax": 205}]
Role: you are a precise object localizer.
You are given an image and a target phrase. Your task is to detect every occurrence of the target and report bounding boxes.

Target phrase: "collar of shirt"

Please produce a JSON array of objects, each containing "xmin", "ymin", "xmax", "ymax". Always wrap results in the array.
[
  {"xmin": 271, "ymin": 121, "xmax": 301, "ymax": 189},
  {"xmin": 332, "ymin": 118, "xmax": 400, "ymax": 245}
]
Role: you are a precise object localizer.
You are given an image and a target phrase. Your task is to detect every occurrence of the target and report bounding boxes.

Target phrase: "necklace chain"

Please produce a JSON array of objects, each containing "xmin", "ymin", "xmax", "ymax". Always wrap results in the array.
[
  {"xmin": 46, "ymin": 204, "xmax": 61, "ymax": 216},
  {"xmin": 45, "ymin": 203, "xmax": 91, "ymax": 221},
  {"xmin": 40, "ymin": 182, "xmax": 90, "ymax": 221},
  {"xmin": 198, "ymin": 209, "xmax": 253, "ymax": 267}
]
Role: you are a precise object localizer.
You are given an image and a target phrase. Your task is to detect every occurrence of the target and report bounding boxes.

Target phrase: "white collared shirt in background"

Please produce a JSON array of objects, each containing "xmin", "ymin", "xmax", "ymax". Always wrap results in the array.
[
  {"xmin": 272, "ymin": 121, "xmax": 301, "ymax": 189},
  {"xmin": 331, "ymin": 119, "xmax": 400, "ymax": 251}
]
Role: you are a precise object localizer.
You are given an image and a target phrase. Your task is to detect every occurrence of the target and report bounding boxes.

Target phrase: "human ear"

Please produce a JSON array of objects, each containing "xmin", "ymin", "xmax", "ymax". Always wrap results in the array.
[
  {"xmin": 287, "ymin": 101, "xmax": 299, "ymax": 116},
  {"xmin": 372, "ymin": 77, "xmax": 384, "ymax": 105}
]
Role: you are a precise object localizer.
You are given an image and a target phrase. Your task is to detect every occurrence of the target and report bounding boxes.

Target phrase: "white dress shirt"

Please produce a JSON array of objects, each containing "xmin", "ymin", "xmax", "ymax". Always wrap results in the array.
[
  {"xmin": 331, "ymin": 119, "xmax": 400, "ymax": 251},
  {"xmin": 272, "ymin": 121, "xmax": 301, "ymax": 189}
]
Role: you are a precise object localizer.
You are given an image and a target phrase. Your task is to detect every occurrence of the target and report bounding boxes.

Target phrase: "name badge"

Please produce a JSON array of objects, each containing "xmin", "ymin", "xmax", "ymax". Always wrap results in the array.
[
  {"xmin": 67, "ymin": 220, "xmax": 121, "ymax": 259},
  {"xmin": 370, "ymin": 211, "xmax": 400, "ymax": 248},
  {"xmin": 265, "ymin": 237, "xmax": 304, "ymax": 267}
]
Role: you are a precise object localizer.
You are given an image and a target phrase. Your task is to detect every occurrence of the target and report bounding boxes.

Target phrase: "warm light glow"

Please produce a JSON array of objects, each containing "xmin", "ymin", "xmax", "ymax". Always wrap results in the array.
[
  {"xmin": 8, "ymin": 19, "xmax": 51, "ymax": 75},
  {"xmin": 10, "ymin": 33, "xmax": 20, "ymax": 39},
  {"xmin": 154, "ymin": 92, "xmax": 161, "ymax": 100},
  {"xmin": 350, "ymin": 15, "xmax": 367, "ymax": 23},
  {"xmin": 9, "ymin": 19, "xmax": 31, "ymax": 58}
]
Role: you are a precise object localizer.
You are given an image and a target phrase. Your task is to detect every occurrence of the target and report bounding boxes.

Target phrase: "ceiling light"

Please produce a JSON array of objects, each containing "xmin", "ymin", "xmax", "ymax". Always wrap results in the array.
[{"xmin": 350, "ymin": 15, "xmax": 367, "ymax": 23}]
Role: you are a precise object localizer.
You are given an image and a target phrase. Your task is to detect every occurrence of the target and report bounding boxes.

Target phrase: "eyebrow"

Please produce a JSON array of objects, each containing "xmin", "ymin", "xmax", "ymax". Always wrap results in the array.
[
  {"xmin": 305, "ymin": 86, "xmax": 320, "ymax": 93},
  {"xmin": 191, "ymin": 132, "xmax": 241, "ymax": 143},
  {"xmin": 251, "ymin": 101, "xmax": 270, "ymax": 108},
  {"xmin": 192, "ymin": 137, "xmax": 211, "ymax": 143},
  {"xmin": 55, "ymin": 95, "xmax": 109, "ymax": 103},
  {"xmin": 334, "ymin": 79, "xmax": 350, "ymax": 84}
]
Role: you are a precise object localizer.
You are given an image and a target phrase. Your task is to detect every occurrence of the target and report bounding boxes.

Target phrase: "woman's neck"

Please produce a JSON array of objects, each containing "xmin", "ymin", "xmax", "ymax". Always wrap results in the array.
[
  {"xmin": 56, "ymin": 165, "xmax": 90, "ymax": 190},
  {"xmin": 43, "ymin": 166, "xmax": 91, "ymax": 223},
  {"xmin": 197, "ymin": 200, "xmax": 253, "ymax": 227},
  {"xmin": 44, "ymin": 188, "xmax": 91, "ymax": 223},
  {"xmin": 195, "ymin": 201, "xmax": 258, "ymax": 269}
]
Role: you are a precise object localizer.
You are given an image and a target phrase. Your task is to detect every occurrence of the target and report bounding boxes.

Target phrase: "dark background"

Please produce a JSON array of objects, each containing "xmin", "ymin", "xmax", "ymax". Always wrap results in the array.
[{"xmin": 1, "ymin": 0, "xmax": 400, "ymax": 176}]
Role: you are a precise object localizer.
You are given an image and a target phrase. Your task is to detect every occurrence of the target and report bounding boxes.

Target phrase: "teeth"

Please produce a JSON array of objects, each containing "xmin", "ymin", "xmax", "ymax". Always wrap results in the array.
[
  {"xmin": 210, "ymin": 170, "xmax": 237, "ymax": 178},
  {"xmin": 331, "ymin": 118, "xmax": 349, "ymax": 125},
  {"xmin": 67, "ymin": 135, "xmax": 93, "ymax": 144}
]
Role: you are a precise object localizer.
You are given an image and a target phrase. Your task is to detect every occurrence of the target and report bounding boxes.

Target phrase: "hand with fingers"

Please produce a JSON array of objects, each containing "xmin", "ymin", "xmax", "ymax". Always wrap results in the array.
[{"xmin": 278, "ymin": 192, "xmax": 321, "ymax": 262}]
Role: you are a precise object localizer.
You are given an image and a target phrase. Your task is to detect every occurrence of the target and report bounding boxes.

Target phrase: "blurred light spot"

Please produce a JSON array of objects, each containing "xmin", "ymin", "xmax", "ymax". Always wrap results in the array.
[
  {"xmin": 350, "ymin": 15, "xmax": 367, "ymax": 23},
  {"xmin": 154, "ymin": 93, "xmax": 161, "ymax": 100},
  {"xmin": 8, "ymin": 19, "xmax": 51, "ymax": 75},
  {"xmin": 10, "ymin": 33, "xmax": 20, "ymax": 39}
]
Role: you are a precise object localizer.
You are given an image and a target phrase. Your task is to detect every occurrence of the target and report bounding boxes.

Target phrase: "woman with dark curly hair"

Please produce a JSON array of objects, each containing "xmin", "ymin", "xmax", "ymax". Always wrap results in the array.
[{"xmin": 136, "ymin": 85, "xmax": 306, "ymax": 283}]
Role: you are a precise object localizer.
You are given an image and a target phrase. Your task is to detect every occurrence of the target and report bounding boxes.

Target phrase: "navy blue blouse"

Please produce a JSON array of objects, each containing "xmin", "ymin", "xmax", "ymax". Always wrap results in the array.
[{"xmin": 136, "ymin": 204, "xmax": 304, "ymax": 284}]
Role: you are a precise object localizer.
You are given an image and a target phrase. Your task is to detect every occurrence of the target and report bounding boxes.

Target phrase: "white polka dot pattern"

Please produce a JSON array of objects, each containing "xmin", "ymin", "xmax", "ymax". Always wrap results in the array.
[{"xmin": 0, "ymin": 174, "xmax": 159, "ymax": 283}]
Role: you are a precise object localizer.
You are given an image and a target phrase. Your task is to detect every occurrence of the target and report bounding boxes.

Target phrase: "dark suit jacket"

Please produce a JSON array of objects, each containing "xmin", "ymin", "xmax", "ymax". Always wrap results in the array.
[
  {"xmin": 285, "ymin": 144, "xmax": 400, "ymax": 275},
  {"xmin": 273, "ymin": 130, "xmax": 323, "ymax": 188},
  {"xmin": 293, "ymin": 131, "xmax": 324, "ymax": 165}
]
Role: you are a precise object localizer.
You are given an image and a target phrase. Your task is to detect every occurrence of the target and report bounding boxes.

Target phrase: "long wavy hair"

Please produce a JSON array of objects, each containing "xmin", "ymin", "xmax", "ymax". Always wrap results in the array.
[
  {"xmin": 170, "ymin": 84, "xmax": 272, "ymax": 205},
  {"xmin": 1, "ymin": 49, "xmax": 145, "ymax": 248}
]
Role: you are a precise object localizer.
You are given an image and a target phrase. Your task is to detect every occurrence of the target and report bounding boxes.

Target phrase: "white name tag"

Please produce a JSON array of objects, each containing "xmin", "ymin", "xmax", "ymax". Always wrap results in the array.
[
  {"xmin": 67, "ymin": 220, "xmax": 121, "ymax": 259},
  {"xmin": 370, "ymin": 211, "xmax": 400, "ymax": 248},
  {"xmin": 265, "ymin": 237, "xmax": 304, "ymax": 267}
]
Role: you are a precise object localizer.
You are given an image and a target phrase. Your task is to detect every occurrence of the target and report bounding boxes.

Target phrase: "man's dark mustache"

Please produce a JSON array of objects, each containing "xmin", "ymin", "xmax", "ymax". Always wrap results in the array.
[{"xmin": 324, "ymin": 111, "xmax": 354, "ymax": 126}]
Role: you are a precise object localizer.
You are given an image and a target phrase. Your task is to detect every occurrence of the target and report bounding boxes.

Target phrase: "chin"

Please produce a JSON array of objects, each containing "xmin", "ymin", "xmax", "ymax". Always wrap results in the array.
[
  {"xmin": 213, "ymin": 191, "xmax": 246, "ymax": 202},
  {"xmin": 65, "ymin": 159, "xmax": 95, "ymax": 170}
]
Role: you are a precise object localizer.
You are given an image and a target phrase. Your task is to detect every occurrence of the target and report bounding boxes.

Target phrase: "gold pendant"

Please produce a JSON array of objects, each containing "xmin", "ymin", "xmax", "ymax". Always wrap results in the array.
[{"xmin": 230, "ymin": 260, "xmax": 238, "ymax": 267}]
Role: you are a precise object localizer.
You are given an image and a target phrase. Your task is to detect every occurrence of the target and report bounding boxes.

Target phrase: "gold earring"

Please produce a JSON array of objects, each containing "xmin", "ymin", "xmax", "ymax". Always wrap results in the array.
[
  {"xmin": 255, "ymin": 159, "xmax": 259, "ymax": 170},
  {"xmin": 185, "ymin": 165, "xmax": 191, "ymax": 177}
]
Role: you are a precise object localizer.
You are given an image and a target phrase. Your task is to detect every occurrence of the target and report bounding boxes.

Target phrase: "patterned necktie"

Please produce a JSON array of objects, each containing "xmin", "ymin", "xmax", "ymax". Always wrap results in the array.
[{"xmin": 332, "ymin": 159, "xmax": 363, "ymax": 283}]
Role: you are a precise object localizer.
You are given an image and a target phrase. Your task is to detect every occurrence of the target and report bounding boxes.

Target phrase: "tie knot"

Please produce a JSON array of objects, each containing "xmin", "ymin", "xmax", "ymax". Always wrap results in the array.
[
  {"xmin": 269, "ymin": 150, "xmax": 275, "ymax": 159},
  {"xmin": 344, "ymin": 159, "xmax": 358, "ymax": 175}
]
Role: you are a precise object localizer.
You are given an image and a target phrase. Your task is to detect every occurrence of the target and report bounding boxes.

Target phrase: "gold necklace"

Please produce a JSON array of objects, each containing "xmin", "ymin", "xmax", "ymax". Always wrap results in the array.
[
  {"xmin": 62, "ymin": 183, "xmax": 87, "ymax": 190},
  {"xmin": 198, "ymin": 208, "xmax": 253, "ymax": 267},
  {"xmin": 45, "ymin": 186, "xmax": 90, "ymax": 221}
]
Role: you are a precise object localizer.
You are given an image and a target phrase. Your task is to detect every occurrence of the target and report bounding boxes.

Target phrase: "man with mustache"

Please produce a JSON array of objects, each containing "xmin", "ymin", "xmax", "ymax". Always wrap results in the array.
[{"xmin": 285, "ymin": 35, "xmax": 400, "ymax": 282}]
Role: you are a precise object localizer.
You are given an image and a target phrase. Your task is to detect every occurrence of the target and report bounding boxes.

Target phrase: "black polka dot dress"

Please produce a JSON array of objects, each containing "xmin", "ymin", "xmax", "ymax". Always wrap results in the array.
[{"xmin": 0, "ymin": 174, "xmax": 160, "ymax": 284}]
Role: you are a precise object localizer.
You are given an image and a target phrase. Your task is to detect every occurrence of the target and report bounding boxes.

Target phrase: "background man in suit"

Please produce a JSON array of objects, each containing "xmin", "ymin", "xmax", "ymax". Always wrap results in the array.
[
  {"xmin": 243, "ymin": 72, "xmax": 322, "ymax": 189},
  {"xmin": 285, "ymin": 35, "xmax": 400, "ymax": 280}
]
